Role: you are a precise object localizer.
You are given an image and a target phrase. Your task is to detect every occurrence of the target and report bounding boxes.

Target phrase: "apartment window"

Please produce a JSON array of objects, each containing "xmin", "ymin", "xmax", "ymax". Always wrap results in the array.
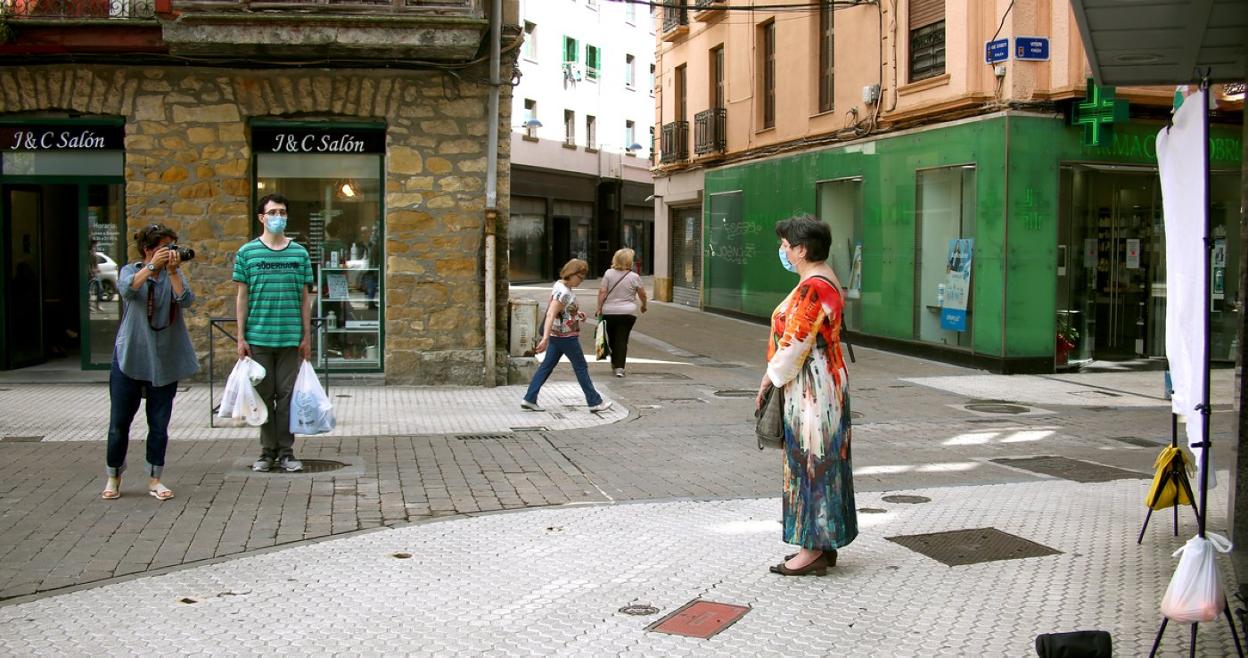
[
  {"xmin": 675, "ymin": 64, "xmax": 687, "ymax": 122},
  {"xmin": 760, "ymin": 20, "xmax": 776, "ymax": 129},
  {"xmin": 585, "ymin": 44, "xmax": 601, "ymax": 81},
  {"xmin": 625, "ymin": 1, "xmax": 635, "ymax": 23},
  {"xmin": 818, "ymin": 2, "xmax": 834, "ymax": 112},
  {"xmin": 523, "ymin": 21, "xmax": 537, "ymax": 61},
  {"xmin": 625, "ymin": 54, "xmax": 636, "ymax": 88},
  {"xmin": 909, "ymin": 0, "xmax": 945, "ymax": 82},
  {"xmin": 563, "ymin": 36, "xmax": 578, "ymax": 64},
  {"xmin": 649, "ymin": 64, "xmax": 656, "ymax": 96},
  {"xmin": 625, "ymin": 120, "xmax": 636, "ymax": 149},
  {"xmin": 523, "ymin": 99, "xmax": 538, "ymax": 138},
  {"xmin": 564, "ymin": 110, "xmax": 575, "ymax": 146},
  {"xmin": 710, "ymin": 45, "xmax": 725, "ymax": 109},
  {"xmin": 586, "ymin": 115, "xmax": 597, "ymax": 149}
]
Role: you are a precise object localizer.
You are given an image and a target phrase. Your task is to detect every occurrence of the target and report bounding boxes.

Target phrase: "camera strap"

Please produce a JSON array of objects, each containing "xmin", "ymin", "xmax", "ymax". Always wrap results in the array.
[{"xmin": 145, "ymin": 273, "xmax": 179, "ymax": 332}]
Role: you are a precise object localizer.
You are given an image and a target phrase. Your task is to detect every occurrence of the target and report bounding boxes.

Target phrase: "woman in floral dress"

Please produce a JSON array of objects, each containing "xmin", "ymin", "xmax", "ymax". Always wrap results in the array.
[{"xmin": 756, "ymin": 215, "xmax": 858, "ymax": 576}]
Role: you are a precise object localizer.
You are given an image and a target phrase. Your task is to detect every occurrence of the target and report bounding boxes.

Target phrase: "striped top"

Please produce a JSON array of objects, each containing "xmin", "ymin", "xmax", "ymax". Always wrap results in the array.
[{"xmin": 233, "ymin": 238, "xmax": 313, "ymax": 348}]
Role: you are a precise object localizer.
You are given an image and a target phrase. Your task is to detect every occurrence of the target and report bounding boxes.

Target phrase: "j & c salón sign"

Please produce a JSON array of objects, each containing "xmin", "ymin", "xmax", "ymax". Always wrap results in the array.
[
  {"xmin": 252, "ymin": 127, "xmax": 384, "ymax": 154},
  {"xmin": 2, "ymin": 125, "xmax": 123, "ymax": 151}
]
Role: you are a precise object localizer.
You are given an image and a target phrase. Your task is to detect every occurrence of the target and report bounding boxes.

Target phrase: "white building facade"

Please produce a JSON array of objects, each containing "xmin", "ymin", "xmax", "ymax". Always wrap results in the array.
[{"xmin": 508, "ymin": 0, "xmax": 656, "ymax": 282}]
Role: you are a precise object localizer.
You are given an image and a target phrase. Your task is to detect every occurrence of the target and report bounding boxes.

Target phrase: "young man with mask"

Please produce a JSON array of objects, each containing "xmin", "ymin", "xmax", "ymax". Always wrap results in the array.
[{"xmin": 234, "ymin": 193, "xmax": 314, "ymax": 472}]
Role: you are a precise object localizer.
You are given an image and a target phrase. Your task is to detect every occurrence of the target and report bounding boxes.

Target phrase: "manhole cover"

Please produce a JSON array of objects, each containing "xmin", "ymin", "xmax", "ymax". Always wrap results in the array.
[
  {"xmin": 990, "ymin": 456, "xmax": 1146, "ymax": 483},
  {"xmin": 881, "ymin": 495, "xmax": 930, "ymax": 504},
  {"xmin": 619, "ymin": 604, "xmax": 660, "ymax": 616},
  {"xmin": 455, "ymin": 434, "xmax": 513, "ymax": 441},
  {"xmin": 647, "ymin": 600, "xmax": 750, "ymax": 639},
  {"xmin": 1106, "ymin": 436, "xmax": 1161, "ymax": 448},
  {"xmin": 298, "ymin": 459, "xmax": 348, "ymax": 474},
  {"xmin": 714, "ymin": 390, "xmax": 756, "ymax": 398},
  {"xmin": 858, "ymin": 507, "xmax": 888, "ymax": 514},
  {"xmin": 965, "ymin": 402, "xmax": 1031, "ymax": 414},
  {"xmin": 1, "ymin": 436, "xmax": 43, "ymax": 442},
  {"xmin": 887, "ymin": 527, "xmax": 1062, "ymax": 566}
]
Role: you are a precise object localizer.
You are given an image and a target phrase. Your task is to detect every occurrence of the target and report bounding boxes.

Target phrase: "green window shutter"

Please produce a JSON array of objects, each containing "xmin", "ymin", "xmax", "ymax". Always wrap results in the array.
[
  {"xmin": 564, "ymin": 36, "xmax": 578, "ymax": 63},
  {"xmin": 586, "ymin": 45, "xmax": 600, "ymax": 79}
]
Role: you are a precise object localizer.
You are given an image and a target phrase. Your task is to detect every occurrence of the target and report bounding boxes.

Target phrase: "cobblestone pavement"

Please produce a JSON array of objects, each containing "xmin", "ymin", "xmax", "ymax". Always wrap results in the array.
[
  {"xmin": 0, "ymin": 480, "xmax": 1236, "ymax": 656},
  {"xmin": 0, "ymin": 287, "xmax": 1241, "ymax": 655}
]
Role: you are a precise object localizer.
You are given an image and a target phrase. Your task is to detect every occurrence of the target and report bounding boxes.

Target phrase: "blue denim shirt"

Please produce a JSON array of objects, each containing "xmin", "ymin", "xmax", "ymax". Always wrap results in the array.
[{"xmin": 114, "ymin": 262, "xmax": 200, "ymax": 386}]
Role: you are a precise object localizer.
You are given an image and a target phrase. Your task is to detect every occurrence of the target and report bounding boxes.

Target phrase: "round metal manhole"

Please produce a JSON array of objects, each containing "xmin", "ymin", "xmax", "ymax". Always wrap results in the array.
[
  {"xmin": 965, "ymin": 403, "xmax": 1031, "ymax": 415},
  {"xmin": 619, "ymin": 604, "xmax": 660, "ymax": 616},
  {"xmin": 881, "ymin": 495, "xmax": 931, "ymax": 504},
  {"xmin": 858, "ymin": 507, "xmax": 888, "ymax": 514},
  {"xmin": 299, "ymin": 459, "xmax": 347, "ymax": 474},
  {"xmin": 714, "ymin": 389, "xmax": 757, "ymax": 398}
]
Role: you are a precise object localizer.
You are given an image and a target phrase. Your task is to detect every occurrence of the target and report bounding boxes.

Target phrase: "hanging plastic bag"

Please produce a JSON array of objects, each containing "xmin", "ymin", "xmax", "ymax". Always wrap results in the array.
[
  {"xmin": 594, "ymin": 316, "xmax": 610, "ymax": 361},
  {"xmin": 217, "ymin": 357, "xmax": 268, "ymax": 427},
  {"xmin": 1160, "ymin": 532, "xmax": 1232, "ymax": 623},
  {"xmin": 290, "ymin": 360, "xmax": 335, "ymax": 435}
]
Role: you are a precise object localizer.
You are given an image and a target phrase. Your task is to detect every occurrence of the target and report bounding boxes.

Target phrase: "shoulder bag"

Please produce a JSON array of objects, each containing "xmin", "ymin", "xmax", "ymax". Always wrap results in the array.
[{"xmin": 755, "ymin": 383, "xmax": 785, "ymax": 450}]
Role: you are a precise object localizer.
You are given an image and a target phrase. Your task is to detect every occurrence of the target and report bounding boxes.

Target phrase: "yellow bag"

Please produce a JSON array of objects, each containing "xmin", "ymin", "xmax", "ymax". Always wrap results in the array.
[{"xmin": 1145, "ymin": 446, "xmax": 1194, "ymax": 510}]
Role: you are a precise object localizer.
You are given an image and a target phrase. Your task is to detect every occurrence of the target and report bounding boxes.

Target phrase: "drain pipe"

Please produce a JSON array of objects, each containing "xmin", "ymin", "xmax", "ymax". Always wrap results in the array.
[{"xmin": 482, "ymin": 0, "xmax": 502, "ymax": 387}]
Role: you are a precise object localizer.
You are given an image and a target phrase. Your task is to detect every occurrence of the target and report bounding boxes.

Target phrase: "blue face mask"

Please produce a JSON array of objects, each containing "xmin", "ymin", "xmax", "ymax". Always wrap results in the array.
[
  {"xmin": 778, "ymin": 246, "xmax": 797, "ymax": 273},
  {"xmin": 266, "ymin": 215, "xmax": 287, "ymax": 234}
]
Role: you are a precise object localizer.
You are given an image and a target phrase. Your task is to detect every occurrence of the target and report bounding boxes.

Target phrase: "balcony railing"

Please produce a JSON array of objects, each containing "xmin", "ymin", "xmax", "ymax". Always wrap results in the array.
[
  {"xmin": 170, "ymin": 0, "xmax": 474, "ymax": 12},
  {"xmin": 694, "ymin": 107, "xmax": 726, "ymax": 155},
  {"xmin": 5, "ymin": 0, "xmax": 156, "ymax": 18},
  {"xmin": 661, "ymin": 4, "xmax": 687, "ymax": 33},
  {"xmin": 660, "ymin": 120, "xmax": 689, "ymax": 164}
]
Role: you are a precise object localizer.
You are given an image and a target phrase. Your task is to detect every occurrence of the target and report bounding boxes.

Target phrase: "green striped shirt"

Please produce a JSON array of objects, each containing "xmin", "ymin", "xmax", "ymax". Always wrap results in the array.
[{"xmin": 233, "ymin": 238, "xmax": 313, "ymax": 348}]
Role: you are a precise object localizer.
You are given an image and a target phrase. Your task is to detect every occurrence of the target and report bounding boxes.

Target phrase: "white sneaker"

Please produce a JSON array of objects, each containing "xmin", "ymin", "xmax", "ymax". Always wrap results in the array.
[
  {"xmin": 588, "ymin": 400, "xmax": 613, "ymax": 413},
  {"xmin": 614, "ymin": 368, "xmax": 625, "ymax": 378},
  {"xmin": 520, "ymin": 400, "xmax": 544, "ymax": 412}
]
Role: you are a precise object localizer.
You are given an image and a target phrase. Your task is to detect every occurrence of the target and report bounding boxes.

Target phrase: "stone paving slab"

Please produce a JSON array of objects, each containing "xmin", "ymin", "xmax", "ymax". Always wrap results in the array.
[
  {"xmin": 0, "ymin": 479, "xmax": 1237, "ymax": 656},
  {"xmin": 0, "ymin": 382, "xmax": 627, "ymax": 442}
]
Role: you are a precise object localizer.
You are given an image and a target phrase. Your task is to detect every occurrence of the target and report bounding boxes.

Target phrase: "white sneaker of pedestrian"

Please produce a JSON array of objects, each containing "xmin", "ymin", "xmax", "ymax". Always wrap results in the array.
[
  {"xmin": 614, "ymin": 368, "xmax": 625, "ymax": 378},
  {"xmin": 589, "ymin": 400, "xmax": 613, "ymax": 413},
  {"xmin": 520, "ymin": 399, "xmax": 544, "ymax": 412}
]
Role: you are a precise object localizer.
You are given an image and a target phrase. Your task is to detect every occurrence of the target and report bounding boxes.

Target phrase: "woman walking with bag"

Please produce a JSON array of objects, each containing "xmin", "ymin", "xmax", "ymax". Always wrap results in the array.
[
  {"xmin": 102, "ymin": 224, "xmax": 199, "ymax": 501},
  {"xmin": 756, "ymin": 215, "xmax": 857, "ymax": 575},
  {"xmin": 521, "ymin": 259, "xmax": 613, "ymax": 413},
  {"xmin": 597, "ymin": 248, "xmax": 648, "ymax": 377}
]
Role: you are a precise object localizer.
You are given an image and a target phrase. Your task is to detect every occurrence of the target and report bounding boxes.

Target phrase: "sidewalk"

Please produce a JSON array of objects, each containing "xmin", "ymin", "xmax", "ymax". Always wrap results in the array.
[{"xmin": 0, "ymin": 478, "xmax": 1236, "ymax": 656}]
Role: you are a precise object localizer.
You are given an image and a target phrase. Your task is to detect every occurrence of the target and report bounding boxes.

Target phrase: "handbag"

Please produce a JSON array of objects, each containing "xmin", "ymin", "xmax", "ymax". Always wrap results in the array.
[
  {"xmin": 755, "ymin": 383, "xmax": 784, "ymax": 450},
  {"xmin": 594, "ymin": 319, "xmax": 610, "ymax": 361}
]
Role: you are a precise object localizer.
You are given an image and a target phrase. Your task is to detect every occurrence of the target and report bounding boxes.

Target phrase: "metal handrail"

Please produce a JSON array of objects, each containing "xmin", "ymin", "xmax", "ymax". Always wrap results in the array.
[{"xmin": 208, "ymin": 316, "xmax": 329, "ymax": 428}]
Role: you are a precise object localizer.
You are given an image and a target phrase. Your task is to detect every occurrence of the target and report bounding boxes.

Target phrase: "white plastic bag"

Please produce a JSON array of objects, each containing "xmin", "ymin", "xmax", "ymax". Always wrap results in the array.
[
  {"xmin": 1160, "ymin": 532, "xmax": 1232, "ymax": 623},
  {"xmin": 217, "ymin": 357, "xmax": 268, "ymax": 427},
  {"xmin": 289, "ymin": 360, "xmax": 335, "ymax": 435}
]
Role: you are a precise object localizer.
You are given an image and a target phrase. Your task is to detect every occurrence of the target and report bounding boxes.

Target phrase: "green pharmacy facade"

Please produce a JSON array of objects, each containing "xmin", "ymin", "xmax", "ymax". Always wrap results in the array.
[{"xmin": 701, "ymin": 111, "xmax": 1243, "ymax": 372}]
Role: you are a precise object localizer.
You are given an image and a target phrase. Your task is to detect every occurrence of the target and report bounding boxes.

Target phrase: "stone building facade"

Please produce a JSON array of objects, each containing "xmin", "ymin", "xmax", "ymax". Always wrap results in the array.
[{"xmin": 0, "ymin": 3, "xmax": 517, "ymax": 385}]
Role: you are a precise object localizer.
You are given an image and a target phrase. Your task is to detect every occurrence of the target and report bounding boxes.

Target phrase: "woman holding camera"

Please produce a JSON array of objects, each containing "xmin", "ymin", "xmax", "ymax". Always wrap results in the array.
[{"xmin": 101, "ymin": 224, "xmax": 199, "ymax": 501}]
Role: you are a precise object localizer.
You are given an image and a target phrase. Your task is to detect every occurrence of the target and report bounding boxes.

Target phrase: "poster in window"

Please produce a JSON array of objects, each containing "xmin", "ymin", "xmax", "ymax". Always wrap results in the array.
[
  {"xmin": 847, "ymin": 243, "xmax": 863, "ymax": 300},
  {"xmin": 940, "ymin": 238, "xmax": 973, "ymax": 332},
  {"xmin": 326, "ymin": 272, "xmax": 350, "ymax": 301},
  {"xmin": 1125, "ymin": 239, "xmax": 1141, "ymax": 269}
]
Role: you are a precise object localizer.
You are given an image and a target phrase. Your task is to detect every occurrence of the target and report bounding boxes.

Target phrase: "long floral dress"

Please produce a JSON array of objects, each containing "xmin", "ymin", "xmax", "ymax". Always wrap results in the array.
[{"xmin": 766, "ymin": 276, "xmax": 858, "ymax": 551}]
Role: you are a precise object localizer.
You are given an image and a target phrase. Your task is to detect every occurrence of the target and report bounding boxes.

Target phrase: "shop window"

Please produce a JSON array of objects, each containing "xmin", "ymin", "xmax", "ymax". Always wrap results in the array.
[
  {"xmin": 508, "ymin": 196, "xmax": 547, "ymax": 283},
  {"xmin": 817, "ymin": 178, "xmax": 863, "ymax": 331},
  {"xmin": 914, "ymin": 165, "xmax": 976, "ymax": 347},
  {"xmin": 705, "ymin": 191, "xmax": 746, "ymax": 313},
  {"xmin": 253, "ymin": 125, "xmax": 384, "ymax": 372}
]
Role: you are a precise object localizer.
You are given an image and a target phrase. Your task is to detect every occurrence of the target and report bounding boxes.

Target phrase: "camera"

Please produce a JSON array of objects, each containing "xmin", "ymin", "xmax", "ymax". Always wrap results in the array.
[{"xmin": 167, "ymin": 244, "xmax": 195, "ymax": 261}]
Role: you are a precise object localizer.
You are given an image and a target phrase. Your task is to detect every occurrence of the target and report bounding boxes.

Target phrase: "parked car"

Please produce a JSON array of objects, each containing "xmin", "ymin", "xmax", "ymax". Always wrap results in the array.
[{"xmin": 91, "ymin": 252, "xmax": 118, "ymax": 301}]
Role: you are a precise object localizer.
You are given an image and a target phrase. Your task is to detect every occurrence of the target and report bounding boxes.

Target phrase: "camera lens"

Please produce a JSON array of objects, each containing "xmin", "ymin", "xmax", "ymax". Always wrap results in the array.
[{"xmin": 175, "ymin": 246, "xmax": 195, "ymax": 261}]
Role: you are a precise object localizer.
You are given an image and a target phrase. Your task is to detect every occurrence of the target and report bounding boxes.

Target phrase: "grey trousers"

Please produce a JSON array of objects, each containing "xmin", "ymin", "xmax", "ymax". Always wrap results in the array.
[{"xmin": 251, "ymin": 345, "xmax": 302, "ymax": 459}]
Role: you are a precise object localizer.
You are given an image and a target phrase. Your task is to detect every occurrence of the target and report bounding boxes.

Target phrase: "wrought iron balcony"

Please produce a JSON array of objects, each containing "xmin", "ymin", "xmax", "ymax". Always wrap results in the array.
[
  {"xmin": 4, "ymin": 0, "xmax": 157, "ymax": 19},
  {"xmin": 660, "ymin": 120, "xmax": 689, "ymax": 164},
  {"xmin": 169, "ymin": 0, "xmax": 476, "ymax": 13},
  {"xmin": 694, "ymin": 107, "xmax": 726, "ymax": 156},
  {"xmin": 692, "ymin": 0, "xmax": 725, "ymax": 20},
  {"xmin": 661, "ymin": 4, "xmax": 687, "ymax": 37}
]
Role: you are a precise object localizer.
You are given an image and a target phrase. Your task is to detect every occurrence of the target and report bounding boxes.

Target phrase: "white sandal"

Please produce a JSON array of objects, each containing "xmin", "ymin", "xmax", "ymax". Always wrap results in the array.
[{"xmin": 148, "ymin": 483, "xmax": 174, "ymax": 501}]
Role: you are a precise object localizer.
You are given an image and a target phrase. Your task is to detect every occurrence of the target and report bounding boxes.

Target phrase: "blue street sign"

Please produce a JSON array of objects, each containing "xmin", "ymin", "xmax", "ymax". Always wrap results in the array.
[
  {"xmin": 1015, "ymin": 37, "xmax": 1050, "ymax": 61},
  {"xmin": 986, "ymin": 38, "xmax": 1009, "ymax": 64}
]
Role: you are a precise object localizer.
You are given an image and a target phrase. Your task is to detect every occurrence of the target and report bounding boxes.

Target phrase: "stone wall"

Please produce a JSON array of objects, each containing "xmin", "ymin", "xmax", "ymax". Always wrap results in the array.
[{"xmin": 0, "ymin": 63, "xmax": 513, "ymax": 385}]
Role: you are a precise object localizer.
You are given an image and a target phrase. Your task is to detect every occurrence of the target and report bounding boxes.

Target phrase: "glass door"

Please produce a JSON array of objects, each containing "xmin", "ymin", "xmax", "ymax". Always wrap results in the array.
[
  {"xmin": 83, "ymin": 184, "xmax": 125, "ymax": 368},
  {"xmin": 3, "ymin": 186, "xmax": 44, "ymax": 368}
]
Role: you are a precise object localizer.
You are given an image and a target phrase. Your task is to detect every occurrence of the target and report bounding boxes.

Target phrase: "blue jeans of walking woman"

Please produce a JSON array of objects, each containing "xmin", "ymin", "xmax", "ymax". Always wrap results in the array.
[
  {"xmin": 107, "ymin": 358, "xmax": 178, "ymax": 478},
  {"xmin": 523, "ymin": 336, "xmax": 603, "ymax": 406}
]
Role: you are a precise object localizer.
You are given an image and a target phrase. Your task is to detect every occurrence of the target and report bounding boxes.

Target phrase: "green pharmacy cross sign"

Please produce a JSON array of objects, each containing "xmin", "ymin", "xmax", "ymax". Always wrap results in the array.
[{"xmin": 1072, "ymin": 78, "xmax": 1129, "ymax": 147}]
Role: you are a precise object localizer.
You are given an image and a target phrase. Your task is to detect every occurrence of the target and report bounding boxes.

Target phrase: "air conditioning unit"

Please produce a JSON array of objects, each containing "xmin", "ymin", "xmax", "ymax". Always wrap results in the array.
[{"xmin": 563, "ymin": 63, "xmax": 584, "ymax": 83}]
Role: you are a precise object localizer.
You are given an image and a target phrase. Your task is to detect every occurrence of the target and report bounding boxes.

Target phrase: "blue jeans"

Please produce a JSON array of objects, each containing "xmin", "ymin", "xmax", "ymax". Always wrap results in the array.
[
  {"xmin": 106, "ymin": 358, "xmax": 178, "ymax": 478},
  {"xmin": 524, "ymin": 335, "xmax": 603, "ymax": 406}
]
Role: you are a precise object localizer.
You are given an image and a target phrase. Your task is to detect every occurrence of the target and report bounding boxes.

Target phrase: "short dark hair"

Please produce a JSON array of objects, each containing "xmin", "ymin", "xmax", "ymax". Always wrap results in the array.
[
  {"xmin": 256, "ymin": 193, "xmax": 289, "ymax": 216},
  {"xmin": 774, "ymin": 214, "xmax": 830, "ymax": 262},
  {"xmin": 133, "ymin": 223, "xmax": 178, "ymax": 254}
]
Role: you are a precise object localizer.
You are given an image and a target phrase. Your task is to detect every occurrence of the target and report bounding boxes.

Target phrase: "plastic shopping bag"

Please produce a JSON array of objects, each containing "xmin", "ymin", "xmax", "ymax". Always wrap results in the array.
[
  {"xmin": 290, "ymin": 360, "xmax": 335, "ymax": 436},
  {"xmin": 594, "ymin": 317, "xmax": 610, "ymax": 361},
  {"xmin": 1160, "ymin": 532, "xmax": 1232, "ymax": 623},
  {"xmin": 217, "ymin": 357, "xmax": 268, "ymax": 427}
]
